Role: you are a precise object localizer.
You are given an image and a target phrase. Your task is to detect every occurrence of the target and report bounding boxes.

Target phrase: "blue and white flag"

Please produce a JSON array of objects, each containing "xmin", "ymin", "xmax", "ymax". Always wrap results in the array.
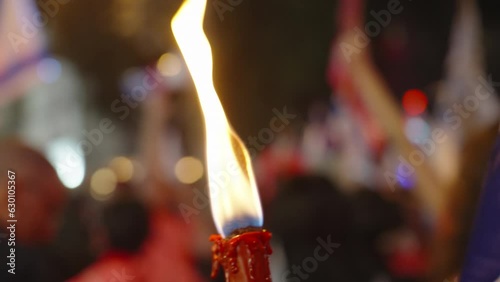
[
  {"xmin": 461, "ymin": 130, "xmax": 500, "ymax": 281},
  {"xmin": 0, "ymin": 0, "xmax": 47, "ymax": 104}
]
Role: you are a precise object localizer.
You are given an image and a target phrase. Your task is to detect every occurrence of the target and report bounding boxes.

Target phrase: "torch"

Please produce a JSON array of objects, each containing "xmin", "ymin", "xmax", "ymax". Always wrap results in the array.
[{"xmin": 171, "ymin": 0, "xmax": 273, "ymax": 281}]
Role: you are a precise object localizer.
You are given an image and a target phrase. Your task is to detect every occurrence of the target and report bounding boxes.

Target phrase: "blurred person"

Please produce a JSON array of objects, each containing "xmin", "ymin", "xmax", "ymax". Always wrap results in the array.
[
  {"xmin": 267, "ymin": 175, "xmax": 358, "ymax": 281},
  {"xmin": 268, "ymin": 175, "xmax": 407, "ymax": 281},
  {"xmin": 137, "ymin": 90, "xmax": 208, "ymax": 282},
  {"xmin": 54, "ymin": 194, "xmax": 95, "ymax": 281},
  {"xmin": 351, "ymin": 190, "xmax": 407, "ymax": 281},
  {"xmin": 379, "ymin": 190, "xmax": 430, "ymax": 282},
  {"xmin": 69, "ymin": 195, "xmax": 149, "ymax": 282},
  {"xmin": 256, "ymin": 132, "xmax": 304, "ymax": 206},
  {"xmin": 139, "ymin": 198, "xmax": 207, "ymax": 282},
  {"xmin": 0, "ymin": 138, "xmax": 68, "ymax": 281}
]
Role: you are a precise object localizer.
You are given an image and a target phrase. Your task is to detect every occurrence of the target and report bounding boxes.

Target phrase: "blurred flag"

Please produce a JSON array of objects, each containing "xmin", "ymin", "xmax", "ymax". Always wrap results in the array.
[
  {"xmin": 328, "ymin": 0, "xmax": 440, "ymax": 215},
  {"xmin": 435, "ymin": 0, "xmax": 499, "ymax": 140},
  {"xmin": 327, "ymin": 0, "xmax": 386, "ymax": 156},
  {"xmin": 0, "ymin": 0, "xmax": 47, "ymax": 105},
  {"xmin": 461, "ymin": 131, "xmax": 500, "ymax": 281}
]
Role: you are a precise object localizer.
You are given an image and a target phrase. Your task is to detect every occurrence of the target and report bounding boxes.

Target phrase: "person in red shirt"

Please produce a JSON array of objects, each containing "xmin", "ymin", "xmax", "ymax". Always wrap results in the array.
[{"xmin": 69, "ymin": 196, "xmax": 149, "ymax": 282}]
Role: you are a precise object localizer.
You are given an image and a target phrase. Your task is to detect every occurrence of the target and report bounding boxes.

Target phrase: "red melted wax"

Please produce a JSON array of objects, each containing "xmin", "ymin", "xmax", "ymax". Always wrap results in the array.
[{"xmin": 210, "ymin": 229, "xmax": 272, "ymax": 281}]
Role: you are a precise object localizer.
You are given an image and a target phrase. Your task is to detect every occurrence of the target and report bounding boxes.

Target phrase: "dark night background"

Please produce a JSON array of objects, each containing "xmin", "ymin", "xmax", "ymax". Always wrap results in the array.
[{"xmin": 47, "ymin": 0, "xmax": 500, "ymax": 140}]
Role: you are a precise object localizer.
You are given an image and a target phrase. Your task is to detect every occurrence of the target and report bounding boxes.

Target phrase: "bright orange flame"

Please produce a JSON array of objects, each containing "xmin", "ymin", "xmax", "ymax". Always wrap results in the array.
[{"xmin": 171, "ymin": 0, "xmax": 263, "ymax": 237}]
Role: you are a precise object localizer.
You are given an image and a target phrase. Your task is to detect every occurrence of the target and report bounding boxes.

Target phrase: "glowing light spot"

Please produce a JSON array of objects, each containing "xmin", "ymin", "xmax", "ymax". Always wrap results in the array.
[
  {"xmin": 90, "ymin": 168, "xmax": 117, "ymax": 199},
  {"xmin": 157, "ymin": 53, "xmax": 182, "ymax": 77},
  {"xmin": 402, "ymin": 89, "xmax": 428, "ymax": 116},
  {"xmin": 405, "ymin": 117, "xmax": 431, "ymax": 144},
  {"xmin": 175, "ymin": 156, "xmax": 204, "ymax": 184},
  {"xmin": 45, "ymin": 138, "xmax": 85, "ymax": 189},
  {"xmin": 396, "ymin": 166, "xmax": 415, "ymax": 189},
  {"xmin": 109, "ymin": 156, "xmax": 134, "ymax": 183},
  {"xmin": 37, "ymin": 57, "xmax": 62, "ymax": 84}
]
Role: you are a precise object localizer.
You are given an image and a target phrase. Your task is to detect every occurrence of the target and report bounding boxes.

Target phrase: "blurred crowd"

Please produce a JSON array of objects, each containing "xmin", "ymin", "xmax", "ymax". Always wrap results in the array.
[{"xmin": 0, "ymin": 126, "xmax": 497, "ymax": 282}]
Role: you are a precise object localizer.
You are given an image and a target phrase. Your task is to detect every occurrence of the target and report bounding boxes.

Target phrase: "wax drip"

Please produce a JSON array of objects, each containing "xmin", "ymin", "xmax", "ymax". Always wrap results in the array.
[{"xmin": 210, "ymin": 228, "xmax": 272, "ymax": 280}]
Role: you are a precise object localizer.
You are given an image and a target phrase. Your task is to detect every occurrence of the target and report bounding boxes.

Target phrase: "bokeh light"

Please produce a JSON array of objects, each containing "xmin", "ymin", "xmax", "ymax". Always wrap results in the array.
[
  {"xmin": 405, "ymin": 117, "xmax": 431, "ymax": 144},
  {"xmin": 397, "ymin": 167, "xmax": 415, "ymax": 190},
  {"xmin": 156, "ymin": 53, "xmax": 182, "ymax": 77},
  {"xmin": 402, "ymin": 89, "xmax": 428, "ymax": 116},
  {"xmin": 45, "ymin": 138, "xmax": 85, "ymax": 189},
  {"xmin": 90, "ymin": 168, "xmax": 117, "ymax": 200},
  {"xmin": 109, "ymin": 156, "xmax": 134, "ymax": 183},
  {"xmin": 37, "ymin": 57, "xmax": 62, "ymax": 84},
  {"xmin": 174, "ymin": 156, "xmax": 204, "ymax": 184}
]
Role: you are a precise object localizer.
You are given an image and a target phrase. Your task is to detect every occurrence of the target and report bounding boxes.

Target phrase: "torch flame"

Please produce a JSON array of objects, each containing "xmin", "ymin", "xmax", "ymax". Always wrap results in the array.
[{"xmin": 171, "ymin": 0, "xmax": 263, "ymax": 237}]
